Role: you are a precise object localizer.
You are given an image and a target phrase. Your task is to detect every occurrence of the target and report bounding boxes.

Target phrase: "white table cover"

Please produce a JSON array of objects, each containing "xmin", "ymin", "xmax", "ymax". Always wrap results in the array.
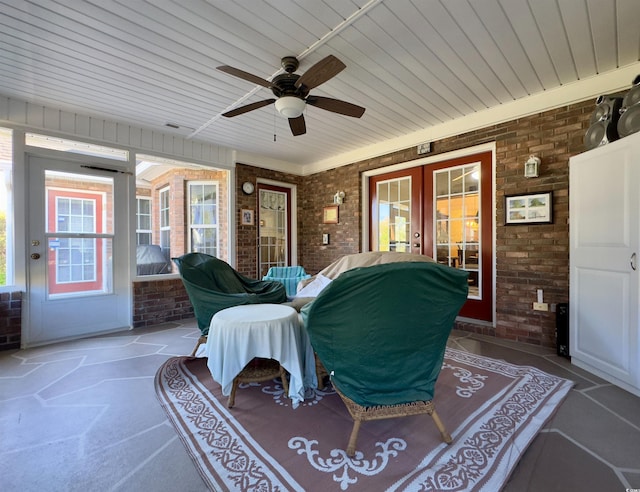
[{"xmin": 205, "ymin": 304, "xmax": 317, "ymax": 408}]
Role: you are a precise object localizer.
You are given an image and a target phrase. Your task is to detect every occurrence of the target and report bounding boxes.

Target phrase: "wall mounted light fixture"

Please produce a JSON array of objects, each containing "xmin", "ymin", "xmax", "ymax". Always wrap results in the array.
[
  {"xmin": 334, "ymin": 191, "xmax": 345, "ymax": 205},
  {"xmin": 524, "ymin": 155, "xmax": 541, "ymax": 178}
]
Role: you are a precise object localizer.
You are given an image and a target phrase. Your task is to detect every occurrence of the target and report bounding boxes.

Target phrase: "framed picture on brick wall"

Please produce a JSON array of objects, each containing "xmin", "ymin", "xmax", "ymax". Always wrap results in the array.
[
  {"xmin": 241, "ymin": 209, "xmax": 254, "ymax": 226},
  {"xmin": 505, "ymin": 191, "xmax": 553, "ymax": 225},
  {"xmin": 323, "ymin": 205, "xmax": 339, "ymax": 224}
]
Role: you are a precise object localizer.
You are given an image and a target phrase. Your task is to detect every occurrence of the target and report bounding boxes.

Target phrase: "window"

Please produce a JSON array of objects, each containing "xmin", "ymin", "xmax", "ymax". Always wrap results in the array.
[
  {"xmin": 0, "ymin": 128, "xmax": 13, "ymax": 287},
  {"xmin": 136, "ymin": 197, "xmax": 152, "ymax": 245},
  {"xmin": 26, "ymin": 133, "xmax": 128, "ymax": 161},
  {"xmin": 45, "ymin": 173, "xmax": 113, "ymax": 296},
  {"xmin": 159, "ymin": 187, "xmax": 170, "ymax": 260},
  {"xmin": 136, "ymin": 154, "xmax": 230, "ymax": 265},
  {"xmin": 188, "ymin": 182, "xmax": 218, "ymax": 256},
  {"xmin": 54, "ymin": 196, "xmax": 98, "ymax": 285}
]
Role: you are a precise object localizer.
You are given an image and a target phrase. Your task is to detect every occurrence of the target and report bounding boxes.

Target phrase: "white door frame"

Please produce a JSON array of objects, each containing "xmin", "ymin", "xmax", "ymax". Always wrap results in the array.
[{"xmin": 24, "ymin": 151, "xmax": 132, "ymax": 347}]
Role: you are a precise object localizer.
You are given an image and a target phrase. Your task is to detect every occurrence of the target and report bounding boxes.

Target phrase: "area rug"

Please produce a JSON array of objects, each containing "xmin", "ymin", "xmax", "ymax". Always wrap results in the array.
[{"xmin": 154, "ymin": 348, "xmax": 573, "ymax": 491}]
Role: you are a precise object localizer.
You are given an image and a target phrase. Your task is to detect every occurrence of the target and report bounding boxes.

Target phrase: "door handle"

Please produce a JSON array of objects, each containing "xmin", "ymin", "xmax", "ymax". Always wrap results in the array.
[
  {"xmin": 31, "ymin": 253, "xmax": 41, "ymax": 260},
  {"xmin": 631, "ymin": 252, "xmax": 637, "ymax": 271}
]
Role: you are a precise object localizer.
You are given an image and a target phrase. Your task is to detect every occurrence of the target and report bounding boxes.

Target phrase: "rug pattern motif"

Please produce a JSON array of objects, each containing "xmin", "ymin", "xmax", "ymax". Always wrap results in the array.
[
  {"xmin": 162, "ymin": 358, "xmax": 292, "ymax": 490},
  {"xmin": 156, "ymin": 347, "xmax": 573, "ymax": 491}
]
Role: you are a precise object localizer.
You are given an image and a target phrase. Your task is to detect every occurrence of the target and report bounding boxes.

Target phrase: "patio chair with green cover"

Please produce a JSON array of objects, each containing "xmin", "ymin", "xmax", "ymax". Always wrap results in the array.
[
  {"xmin": 301, "ymin": 261, "xmax": 468, "ymax": 457},
  {"xmin": 173, "ymin": 253, "xmax": 287, "ymax": 355},
  {"xmin": 262, "ymin": 265, "xmax": 311, "ymax": 297}
]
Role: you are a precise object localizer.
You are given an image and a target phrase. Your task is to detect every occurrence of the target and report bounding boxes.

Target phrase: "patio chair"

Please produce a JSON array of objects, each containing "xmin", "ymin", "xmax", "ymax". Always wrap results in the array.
[
  {"xmin": 301, "ymin": 261, "xmax": 468, "ymax": 456},
  {"xmin": 173, "ymin": 253, "xmax": 287, "ymax": 355},
  {"xmin": 262, "ymin": 265, "xmax": 311, "ymax": 297}
]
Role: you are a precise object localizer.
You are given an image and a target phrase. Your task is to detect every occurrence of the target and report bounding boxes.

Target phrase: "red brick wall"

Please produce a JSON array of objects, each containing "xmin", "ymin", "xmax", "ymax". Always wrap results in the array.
[
  {"xmin": 2, "ymin": 100, "xmax": 596, "ymax": 350},
  {"xmin": 0, "ymin": 291, "xmax": 21, "ymax": 350},
  {"xmin": 147, "ymin": 168, "xmax": 230, "ymax": 264},
  {"xmin": 293, "ymin": 100, "xmax": 594, "ymax": 347},
  {"xmin": 132, "ymin": 278, "xmax": 193, "ymax": 327},
  {"xmin": 235, "ymin": 164, "xmax": 304, "ymax": 278},
  {"xmin": 230, "ymin": 102, "xmax": 595, "ymax": 347}
]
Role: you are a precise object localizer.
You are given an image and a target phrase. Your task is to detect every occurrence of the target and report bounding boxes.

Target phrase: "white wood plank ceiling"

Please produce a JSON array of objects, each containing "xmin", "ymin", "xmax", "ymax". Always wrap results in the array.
[{"xmin": 1, "ymin": 0, "xmax": 639, "ymax": 171}]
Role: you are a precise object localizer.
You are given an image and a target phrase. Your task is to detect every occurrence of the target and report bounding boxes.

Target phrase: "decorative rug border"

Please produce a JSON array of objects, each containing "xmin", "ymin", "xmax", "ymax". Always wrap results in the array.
[
  {"xmin": 156, "ymin": 357, "xmax": 304, "ymax": 491},
  {"xmin": 155, "ymin": 349, "xmax": 573, "ymax": 491}
]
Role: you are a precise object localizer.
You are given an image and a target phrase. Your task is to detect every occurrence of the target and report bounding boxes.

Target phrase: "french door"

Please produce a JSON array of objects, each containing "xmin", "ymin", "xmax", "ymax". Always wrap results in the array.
[
  {"xmin": 258, "ymin": 184, "xmax": 292, "ymax": 277},
  {"xmin": 25, "ymin": 155, "xmax": 131, "ymax": 346},
  {"xmin": 370, "ymin": 151, "xmax": 493, "ymax": 321}
]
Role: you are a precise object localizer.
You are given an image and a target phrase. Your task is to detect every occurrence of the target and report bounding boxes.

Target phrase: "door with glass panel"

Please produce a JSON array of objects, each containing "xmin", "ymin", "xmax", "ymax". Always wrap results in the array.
[
  {"xmin": 26, "ymin": 155, "xmax": 131, "ymax": 346},
  {"xmin": 258, "ymin": 184, "xmax": 291, "ymax": 277},
  {"xmin": 369, "ymin": 167, "xmax": 422, "ymax": 253},
  {"xmin": 370, "ymin": 151, "xmax": 493, "ymax": 322}
]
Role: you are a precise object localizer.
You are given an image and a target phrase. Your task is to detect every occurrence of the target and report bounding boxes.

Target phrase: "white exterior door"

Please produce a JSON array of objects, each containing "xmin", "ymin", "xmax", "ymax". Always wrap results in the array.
[
  {"xmin": 25, "ymin": 155, "xmax": 131, "ymax": 347},
  {"xmin": 570, "ymin": 134, "xmax": 640, "ymax": 394}
]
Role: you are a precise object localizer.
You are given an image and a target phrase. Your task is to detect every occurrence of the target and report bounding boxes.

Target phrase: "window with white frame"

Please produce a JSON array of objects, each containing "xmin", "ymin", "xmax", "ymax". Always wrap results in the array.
[
  {"xmin": 188, "ymin": 181, "xmax": 218, "ymax": 256},
  {"xmin": 159, "ymin": 187, "xmax": 170, "ymax": 260},
  {"xmin": 136, "ymin": 197, "xmax": 152, "ymax": 245},
  {"xmin": 0, "ymin": 127, "xmax": 13, "ymax": 287}
]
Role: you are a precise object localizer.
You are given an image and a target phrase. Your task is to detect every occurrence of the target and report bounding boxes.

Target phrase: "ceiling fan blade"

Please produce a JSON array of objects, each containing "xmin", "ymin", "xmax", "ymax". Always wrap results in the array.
[
  {"xmin": 217, "ymin": 65, "xmax": 273, "ymax": 89},
  {"xmin": 295, "ymin": 55, "xmax": 346, "ymax": 90},
  {"xmin": 306, "ymin": 95, "xmax": 366, "ymax": 118},
  {"xmin": 288, "ymin": 115, "xmax": 306, "ymax": 136},
  {"xmin": 222, "ymin": 99, "xmax": 276, "ymax": 117}
]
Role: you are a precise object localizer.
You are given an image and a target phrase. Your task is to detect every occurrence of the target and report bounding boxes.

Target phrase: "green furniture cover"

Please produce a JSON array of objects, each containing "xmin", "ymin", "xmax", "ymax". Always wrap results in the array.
[
  {"xmin": 301, "ymin": 261, "xmax": 468, "ymax": 407},
  {"xmin": 173, "ymin": 253, "xmax": 287, "ymax": 335}
]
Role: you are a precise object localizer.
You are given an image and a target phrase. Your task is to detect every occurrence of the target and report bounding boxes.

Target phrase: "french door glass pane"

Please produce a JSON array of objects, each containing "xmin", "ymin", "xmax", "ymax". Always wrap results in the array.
[
  {"xmin": 435, "ymin": 164, "xmax": 481, "ymax": 298},
  {"xmin": 377, "ymin": 177, "xmax": 411, "ymax": 252}
]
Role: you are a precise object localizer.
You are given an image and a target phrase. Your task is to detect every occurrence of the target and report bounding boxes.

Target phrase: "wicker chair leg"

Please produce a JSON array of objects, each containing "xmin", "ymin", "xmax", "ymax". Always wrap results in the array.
[
  {"xmin": 430, "ymin": 408, "xmax": 452, "ymax": 444},
  {"xmin": 190, "ymin": 335, "xmax": 208, "ymax": 357},
  {"xmin": 279, "ymin": 365, "xmax": 290, "ymax": 396},
  {"xmin": 346, "ymin": 419, "xmax": 362, "ymax": 457},
  {"xmin": 228, "ymin": 379, "xmax": 240, "ymax": 408},
  {"xmin": 315, "ymin": 356, "xmax": 328, "ymax": 390}
]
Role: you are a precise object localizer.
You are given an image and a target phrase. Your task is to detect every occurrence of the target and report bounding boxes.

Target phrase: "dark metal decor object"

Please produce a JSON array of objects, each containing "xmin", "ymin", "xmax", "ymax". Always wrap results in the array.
[
  {"xmin": 618, "ymin": 74, "xmax": 640, "ymax": 138},
  {"xmin": 584, "ymin": 95, "xmax": 623, "ymax": 150}
]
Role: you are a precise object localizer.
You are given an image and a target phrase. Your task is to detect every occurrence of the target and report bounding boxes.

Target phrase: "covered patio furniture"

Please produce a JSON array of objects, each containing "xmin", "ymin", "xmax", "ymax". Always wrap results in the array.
[
  {"xmin": 301, "ymin": 261, "xmax": 468, "ymax": 456},
  {"xmin": 173, "ymin": 253, "xmax": 287, "ymax": 355},
  {"xmin": 136, "ymin": 244, "xmax": 172, "ymax": 275},
  {"xmin": 262, "ymin": 265, "xmax": 311, "ymax": 297}
]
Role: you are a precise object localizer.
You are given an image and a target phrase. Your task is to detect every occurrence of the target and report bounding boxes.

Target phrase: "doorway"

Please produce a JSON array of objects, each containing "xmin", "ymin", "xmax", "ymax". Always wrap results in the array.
[
  {"xmin": 369, "ymin": 150, "xmax": 493, "ymax": 322},
  {"xmin": 25, "ymin": 155, "xmax": 131, "ymax": 346},
  {"xmin": 257, "ymin": 183, "xmax": 292, "ymax": 277}
]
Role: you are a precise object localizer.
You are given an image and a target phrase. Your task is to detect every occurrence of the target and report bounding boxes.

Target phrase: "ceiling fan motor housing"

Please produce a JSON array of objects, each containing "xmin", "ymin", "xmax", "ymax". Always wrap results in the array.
[
  {"xmin": 281, "ymin": 56, "xmax": 299, "ymax": 73},
  {"xmin": 271, "ymin": 73, "xmax": 306, "ymax": 98}
]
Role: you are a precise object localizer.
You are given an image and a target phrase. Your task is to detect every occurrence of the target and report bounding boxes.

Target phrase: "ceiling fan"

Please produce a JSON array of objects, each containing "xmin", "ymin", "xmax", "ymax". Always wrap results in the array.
[{"xmin": 216, "ymin": 55, "xmax": 366, "ymax": 136}]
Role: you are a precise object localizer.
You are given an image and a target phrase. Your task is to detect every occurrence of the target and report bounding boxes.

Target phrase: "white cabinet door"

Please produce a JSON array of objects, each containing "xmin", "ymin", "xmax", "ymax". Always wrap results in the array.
[{"xmin": 570, "ymin": 133, "xmax": 640, "ymax": 394}]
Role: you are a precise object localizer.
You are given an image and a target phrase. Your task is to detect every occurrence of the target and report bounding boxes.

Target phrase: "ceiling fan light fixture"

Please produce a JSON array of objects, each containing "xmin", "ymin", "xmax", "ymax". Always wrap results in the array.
[{"xmin": 275, "ymin": 96, "xmax": 306, "ymax": 118}]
